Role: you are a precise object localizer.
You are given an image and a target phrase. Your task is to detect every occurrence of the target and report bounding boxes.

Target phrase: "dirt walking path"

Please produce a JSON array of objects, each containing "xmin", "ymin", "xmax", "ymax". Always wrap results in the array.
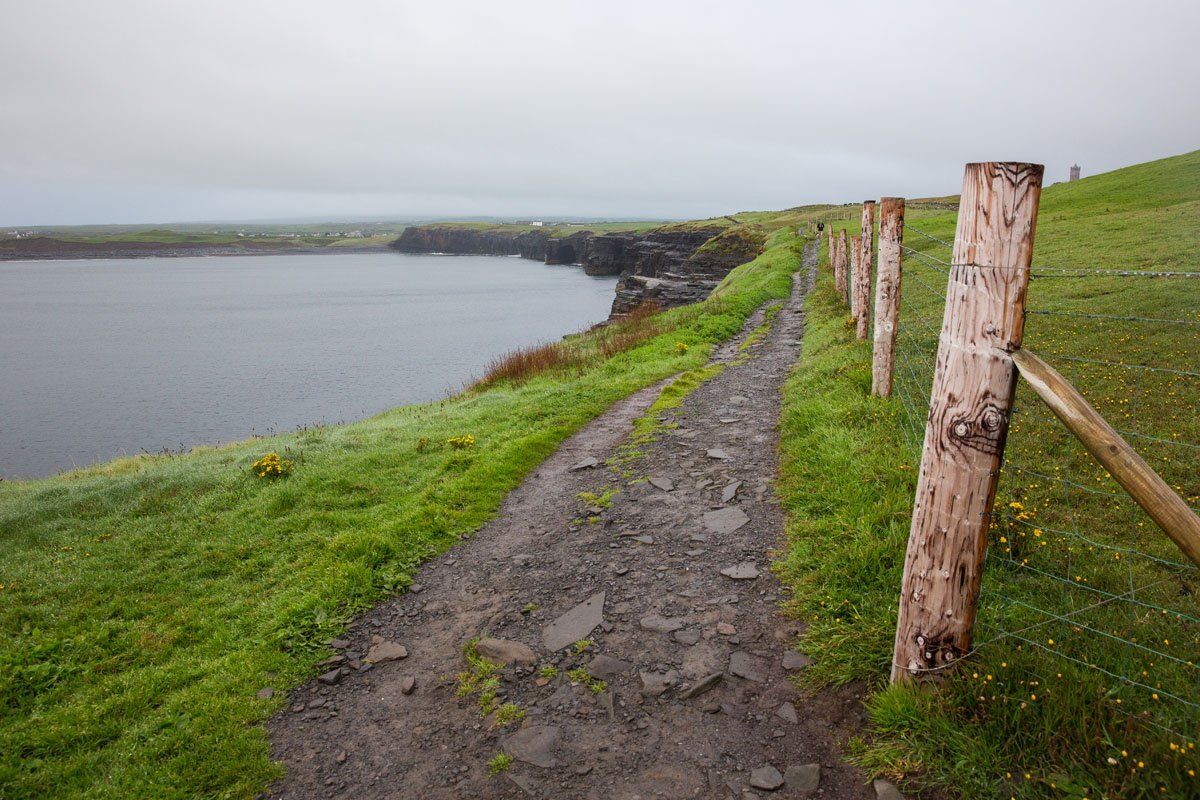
[{"xmin": 268, "ymin": 240, "xmax": 880, "ymax": 799}]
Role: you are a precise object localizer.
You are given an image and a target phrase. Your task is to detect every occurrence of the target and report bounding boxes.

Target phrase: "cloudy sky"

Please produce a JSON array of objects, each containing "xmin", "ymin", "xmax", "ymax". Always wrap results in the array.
[{"xmin": 2, "ymin": 0, "xmax": 1197, "ymax": 225}]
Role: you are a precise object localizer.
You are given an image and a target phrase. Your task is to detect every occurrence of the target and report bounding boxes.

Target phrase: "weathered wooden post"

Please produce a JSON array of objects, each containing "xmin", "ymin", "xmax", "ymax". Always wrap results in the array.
[
  {"xmin": 849, "ymin": 235, "xmax": 861, "ymax": 317},
  {"xmin": 827, "ymin": 229, "xmax": 835, "ymax": 270},
  {"xmin": 835, "ymin": 230, "xmax": 849, "ymax": 303},
  {"xmin": 856, "ymin": 201, "xmax": 876, "ymax": 340},
  {"xmin": 891, "ymin": 163, "xmax": 1044, "ymax": 682},
  {"xmin": 871, "ymin": 198, "xmax": 905, "ymax": 396}
]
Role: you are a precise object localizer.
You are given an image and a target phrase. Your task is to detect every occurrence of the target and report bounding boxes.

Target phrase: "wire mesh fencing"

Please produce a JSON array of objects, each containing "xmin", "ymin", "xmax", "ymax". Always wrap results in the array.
[{"xmin": 891, "ymin": 220, "xmax": 1200, "ymax": 754}]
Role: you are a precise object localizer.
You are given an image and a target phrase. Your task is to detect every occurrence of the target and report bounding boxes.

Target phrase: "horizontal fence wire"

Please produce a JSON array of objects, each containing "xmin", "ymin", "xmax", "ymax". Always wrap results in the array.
[{"xmin": 895, "ymin": 222, "xmax": 1200, "ymax": 750}]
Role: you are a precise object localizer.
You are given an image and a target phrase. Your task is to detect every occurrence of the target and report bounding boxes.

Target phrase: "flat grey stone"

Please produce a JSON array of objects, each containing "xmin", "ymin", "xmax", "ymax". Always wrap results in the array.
[
  {"xmin": 718, "ymin": 417, "xmax": 741, "ymax": 424},
  {"xmin": 703, "ymin": 507, "xmax": 750, "ymax": 535},
  {"xmin": 640, "ymin": 614, "xmax": 684, "ymax": 633},
  {"xmin": 632, "ymin": 535, "xmax": 654, "ymax": 545},
  {"xmin": 783, "ymin": 650, "xmax": 811, "ymax": 670},
  {"xmin": 706, "ymin": 448, "xmax": 731, "ymax": 460},
  {"xmin": 476, "ymin": 638, "xmax": 537, "ymax": 665},
  {"xmin": 729, "ymin": 395, "xmax": 749, "ymax": 404},
  {"xmin": 785, "ymin": 763, "xmax": 821, "ymax": 793},
  {"xmin": 750, "ymin": 765, "xmax": 784, "ymax": 790},
  {"xmin": 673, "ymin": 628, "xmax": 701, "ymax": 645},
  {"xmin": 569, "ymin": 457, "xmax": 600, "ymax": 471},
  {"xmin": 364, "ymin": 639, "xmax": 408, "ymax": 664},
  {"xmin": 400, "ymin": 675, "xmax": 417, "ymax": 695},
  {"xmin": 639, "ymin": 670, "xmax": 680, "ymax": 697},
  {"xmin": 504, "ymin": 725, "xmax": 560, "ymax": 768},
  {"xmin": 775, "ymin": 702, "xmax": 798, "ymax": 724},
  {"xmin": 728, "ymin": 651, "xmax": 767, "ymax": 682},
  {"xmin": 721, "ymin": 481, "xmax": 742, "ymax": 503},
  {"xmin": 720, "ymin": 562, "xmax": 759, "ymax": 580},
  {"xmin": 587, "ymin": 654, "xmax": 634, "ymax": 680},
  {"xmin": 873, "ymin": 779, "xmax": 906, "ymax": 800},
  {"xmin": 679, "ymin": 671, "xmax": 723, "ymax": 700},
  {"xmin": 543, "ymin": 591, "xmax": 605, "ymax": 652},
  {"xmin": 648, "ymin": 475, "xmax": 675, "ymax": 492}
]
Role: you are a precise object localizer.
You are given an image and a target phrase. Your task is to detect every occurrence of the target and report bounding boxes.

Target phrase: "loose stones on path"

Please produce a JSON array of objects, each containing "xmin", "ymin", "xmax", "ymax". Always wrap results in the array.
[
  {"xmin": 364, "ymin": 637, "xmax": 408, "ymax": 665},
  {"xmin": 648, "ymin": 475, "xmax": 674, "ymax": 492},
  {"xmin": 706, "ymin": 448, "xmax": 731, "ymax": 460},
  {"xmin": 569, "ymin": 457, "xmax": 600, "ymax": 471},
  {"xmin": 750, "ymin": 765, "xmax": 785, "ymax": 791},
  {"xmin": 703, "ymin": 507, "xmax": 750, "ymax": 535},
  {"xmin": 543, "ymin": 591, "xmax": 605, "ymax": 652},
  {"xmin": 720, "ymin": 562, "xmax": 759, "ymax": 580},
  {"xmin": 786, "ymin": 764, "xmax": 821, "ymax": 793},
  {"xmin": 728, "ymin": 651, "xmax": 767, "ymax": 682},
  {"xmin": 504, "ymin": 725, "xmax": 560, "ymax": 768}
]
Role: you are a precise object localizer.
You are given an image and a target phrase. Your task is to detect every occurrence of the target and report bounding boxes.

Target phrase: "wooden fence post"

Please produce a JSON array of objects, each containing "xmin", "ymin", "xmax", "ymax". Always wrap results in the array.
[
  {"xmin": 835, "ymin": 230, "xmax": 849, "ymax": 303},
  {"xmin": 856, "ymin": 201, "xmax": 876, "ymax": 340},
  {"xmin": 871, "ymin": 198, "xmax": 905, "ymax": 396},
  {"xmin": 891, "ymin": 163, "xmax": 1044, "ymax": 682},
  {"xmin": 849, "ymin": 235, "xmax": 861, "ymax": 316}
]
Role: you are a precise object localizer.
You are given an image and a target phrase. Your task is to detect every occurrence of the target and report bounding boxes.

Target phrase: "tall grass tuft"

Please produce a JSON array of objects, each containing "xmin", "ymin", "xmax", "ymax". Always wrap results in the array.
[{"xmin": 476, "ymin": 301, "xmax": 666, "ymax": 388}]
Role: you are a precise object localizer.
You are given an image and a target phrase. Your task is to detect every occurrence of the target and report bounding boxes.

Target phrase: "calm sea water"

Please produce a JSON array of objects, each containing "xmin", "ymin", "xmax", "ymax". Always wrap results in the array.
[{"xmin": 0, "ymin": 252, "xmax": 617, "ymax": 479}]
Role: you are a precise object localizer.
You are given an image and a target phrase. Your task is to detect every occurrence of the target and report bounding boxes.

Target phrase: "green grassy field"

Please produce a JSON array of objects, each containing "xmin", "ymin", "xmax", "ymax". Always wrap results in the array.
[
  {"xmin": 0, "ymin": 223, "xmax": 803, "ymax": 797},
  {"xmin": 778, "ymin": 151, "xmax": 1200, "ymax": 798}
]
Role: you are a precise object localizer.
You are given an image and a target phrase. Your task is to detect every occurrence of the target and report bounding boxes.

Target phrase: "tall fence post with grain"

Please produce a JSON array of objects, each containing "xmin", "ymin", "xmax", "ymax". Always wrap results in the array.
[
  {"xmin": 890, "ymin": 162, "xmax": 1044, "ymax": 681},
  {"xmin": 871, "ymin": 197, "xmax": 904, "ymax": 397},
  {"xmin": 856, "ymin": 201, "xmax": 875, "ymax": 340}
]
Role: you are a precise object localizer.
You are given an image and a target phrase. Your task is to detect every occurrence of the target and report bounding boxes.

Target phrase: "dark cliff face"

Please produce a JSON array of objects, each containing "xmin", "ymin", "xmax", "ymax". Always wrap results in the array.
[{"xmin": 390, "ymin": 223, "xmax": 764, "ymax": 318}]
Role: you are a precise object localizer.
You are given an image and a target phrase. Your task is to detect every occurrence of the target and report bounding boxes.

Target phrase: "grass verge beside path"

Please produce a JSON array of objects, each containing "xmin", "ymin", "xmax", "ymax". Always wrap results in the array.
[
  {"xmin": 0, "ymin": 232, "xmax": 804, "ymax": 798},
  {"xmin": 778, "ymin": 152, "xmax": 1200, "ymax": 798}
]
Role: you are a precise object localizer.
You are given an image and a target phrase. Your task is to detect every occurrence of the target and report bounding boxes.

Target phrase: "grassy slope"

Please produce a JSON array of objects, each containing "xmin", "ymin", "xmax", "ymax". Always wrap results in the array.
[
  {"xmin": 778, "ymin": 151, "xmax": 1200, "ymax": 798},
  {"xmin": 0, "ymin": 224, "xmax": 803, "ymax": 797}
]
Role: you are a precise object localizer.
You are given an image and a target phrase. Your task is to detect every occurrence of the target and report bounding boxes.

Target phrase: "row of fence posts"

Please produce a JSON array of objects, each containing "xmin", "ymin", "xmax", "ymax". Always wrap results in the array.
[{"xmin": 825, "ymin": 163, "xmax": 1046, "ymax": 682}]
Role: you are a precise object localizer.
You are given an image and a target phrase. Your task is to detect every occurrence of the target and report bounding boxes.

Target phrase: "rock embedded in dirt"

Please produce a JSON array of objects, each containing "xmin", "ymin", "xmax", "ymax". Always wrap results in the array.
[
  {"xmin": 782, "ymin": 650, "xmax": 811, "ymax": 670},
  {"xmin": 750, "ymin": 765, "xmax": 785, "ymax": 790},
  {"xmin": 703, "ymin": 507, "xmax": 750, "ymax": 535},
  {"xmin": 639, "ymin": 614, "xmax": 684, "ymax": 633},
  {"xmin": 399, "ymin": 676, "xmax": 416, "ymax": 695},
  {"xmin": 873, "ymin": 779, "xmax": 906, "ymax": 800},
  {"xmin": 504, "ymin": 725, "xmax": 560, "ymax": 768},
  {"xmin": 717, "ymin": 622, "xmax": 737, "ymax": 636},
  {"xmin": 543, "ymin": 591, "xmax": 606, "ymax": 652},
  {"xmin": 364, "ymin": 639, "xmax": 408, "ymax": 665},
  {"xmin": 720, "ymin": 481, "xmax": 742, "ymax": 504},
  {"xmin": 328, "ymin": 639, "xmax": 350, "ymax": 649},
  {"xmin": 673, "ymin": 628, "xmax": 701, "ymax": 645},
  {"xmin": 678, "ymin": 671, "xmax": 723, "ymax": 700},
  {"xmin": 569, "ymin": 457, "xmax": 600, "ymax": 471},
  {"xmin": 317, "ymin": 667, "xmax": 347, "ymax": 686},
  {"xmin": 785, "ymin": 763, "xmax": 821, "ymax": 793},
  {"xmin": 475, "ymin": 638, "xmax": 537, "ymax": 665},
  {"xmin": 728, "ymin": 651, "xmax": 767, "ymax": 682},
  {"xmin": 775, "ymin": 702, "xmax": 799, "ymax": 724},
  {"xmin": 706, "ymin": 448, "xmax": 731, "ymax": 460},
  {"xmin": 639, "ymin": 670, "xmax": 680, "ymax": 698},
  {"xmin": 586, "ymin": 654, "xmax": 634, "ymax": 680},
  {"xmin": 720, "ymin": 562, "xmax": 760, "ymax": 580},
  {"xmin": 648, "ymin": 475, "xmax": 675, "ymax": 492}
]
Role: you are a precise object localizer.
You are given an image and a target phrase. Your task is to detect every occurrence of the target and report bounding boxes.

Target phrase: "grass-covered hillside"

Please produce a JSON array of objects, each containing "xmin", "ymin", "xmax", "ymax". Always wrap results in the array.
[
  {"xmin": 779, "ymin": 150, "xmax": 1200, "ymax": 798},
  {"xmin": 0, "ymin": 217, "xmax": 809, "ymax": 797}
]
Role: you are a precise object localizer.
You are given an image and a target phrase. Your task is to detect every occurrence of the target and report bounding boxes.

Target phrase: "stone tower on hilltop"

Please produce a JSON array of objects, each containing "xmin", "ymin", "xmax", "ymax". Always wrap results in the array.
[{"xmin": 1069, "ymin": 164, "xmax": 1081, "ymax": 181}]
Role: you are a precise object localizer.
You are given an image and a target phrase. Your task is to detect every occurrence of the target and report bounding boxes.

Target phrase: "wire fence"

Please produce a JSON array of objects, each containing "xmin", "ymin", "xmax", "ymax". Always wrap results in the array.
[{"xmin": 891, "ymin": 221, "xmax": 1200, "ymax": 752}]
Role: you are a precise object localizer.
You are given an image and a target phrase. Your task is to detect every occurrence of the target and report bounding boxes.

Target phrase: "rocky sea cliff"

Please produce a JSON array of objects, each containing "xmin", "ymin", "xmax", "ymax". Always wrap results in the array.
[{"xmin": 390, "ymin": 224, "xmax": 764, "ymax": 317}]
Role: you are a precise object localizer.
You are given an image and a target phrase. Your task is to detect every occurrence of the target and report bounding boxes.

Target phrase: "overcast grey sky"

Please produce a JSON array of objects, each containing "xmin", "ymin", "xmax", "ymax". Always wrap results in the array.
[{"xmin": 2, "ymin": 0, "xmax": 1197, "ymax": 225}]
